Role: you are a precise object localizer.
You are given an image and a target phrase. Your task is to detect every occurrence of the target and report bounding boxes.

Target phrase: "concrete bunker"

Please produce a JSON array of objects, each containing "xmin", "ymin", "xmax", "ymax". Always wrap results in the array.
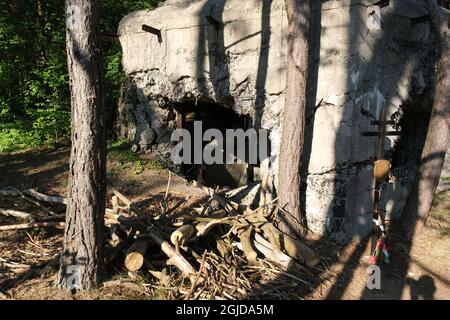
[{"xmin": 115, "ymin": 0, "xmax": 445, "ymax": 242}]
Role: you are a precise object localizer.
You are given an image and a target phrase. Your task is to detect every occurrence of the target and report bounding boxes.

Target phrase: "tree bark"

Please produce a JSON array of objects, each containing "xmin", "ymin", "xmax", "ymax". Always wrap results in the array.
[
  {"xmin": 278, "ymin": 0, "xmax": 311, "ymax": 237},
  {"xmin": 402, "ymin": 0, "xmax": 450, "ymax": 235},
  {"xmin": 57, "ymin": 0, "xmax": 106, "ymax": 291},
  {"xmin": 36, "ymin": 0, "xmax": 48, "ymax": 58}
]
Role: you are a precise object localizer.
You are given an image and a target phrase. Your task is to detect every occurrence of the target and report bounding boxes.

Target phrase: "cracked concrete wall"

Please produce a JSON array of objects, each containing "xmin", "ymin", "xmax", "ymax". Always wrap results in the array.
[
  {"xmin": 117, "ymin": 0, "xmax": 286, "ymax": 158},
  {"xmin": 117, "ymin": 0, "xmax": 442, "ymax": 242},
  {"xmin": 304, "ymin": 0, "xmax": 438, "ymax": 242}
]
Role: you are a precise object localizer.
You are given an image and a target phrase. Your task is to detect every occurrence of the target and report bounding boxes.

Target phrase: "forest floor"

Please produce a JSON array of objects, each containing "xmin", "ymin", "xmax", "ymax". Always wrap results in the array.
[{"xmin": 0, "ymin": 146, "xmax": 449, "ymax": 300}]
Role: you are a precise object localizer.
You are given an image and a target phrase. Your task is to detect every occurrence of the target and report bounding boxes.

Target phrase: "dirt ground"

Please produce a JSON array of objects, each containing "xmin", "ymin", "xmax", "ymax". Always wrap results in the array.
[{"xmin": 0, "ymin": 147, "xmax": 449, "ymax": 300}]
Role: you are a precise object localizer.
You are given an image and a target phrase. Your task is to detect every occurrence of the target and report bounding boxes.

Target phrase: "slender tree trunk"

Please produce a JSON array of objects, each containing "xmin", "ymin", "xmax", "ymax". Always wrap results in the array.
[
  {"xmin": 402, "ymin": 0, "xmax": 450, "ymax": 236},
  {"xmin": 278, "ymin": 0, "xmax": 311, "ymax": 237},
  {"xmin": 37, "ymin": 0, "xmax": 48, "ymax": 58},
  {"xmin": 57, "ymin": 0, "xmax": 106, "ymax": 291}
]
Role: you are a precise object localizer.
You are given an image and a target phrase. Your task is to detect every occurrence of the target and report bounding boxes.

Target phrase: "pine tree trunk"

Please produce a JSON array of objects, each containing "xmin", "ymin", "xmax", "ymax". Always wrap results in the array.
[
  {"xmin": 402, "ymin": 0, "xmax": 450, "ymax": 236},
  {"xmin": 278, "ymin": 0, "xmax": 311, "ymax": 237},
  {"xmin": 37, "ymin": 0, "xmax": 48, "ymax": 58},
  {"xmin": 57, "ymin": 0, "xmax": 106, "ymax": 291}
]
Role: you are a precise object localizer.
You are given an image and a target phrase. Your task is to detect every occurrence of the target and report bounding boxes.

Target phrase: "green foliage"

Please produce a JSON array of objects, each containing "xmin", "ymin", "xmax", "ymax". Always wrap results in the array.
[
  {"xmin": 107, "ymin": 139, "xmax": 163, "ymax": 175},
  {"xmin": 133, "ymin": 160, "xmax": 145, "ymax": 175},
  {"xmin": 0, "ymin": 0, "xmax": 162, "ymax": 154},
  {"xmin": 24, "ymin": 55, "xmax": 71, "ymax": 145},
  {"xmin": 0, "ymin": 122, "xmax": 40, "ymax": 153},
  {"xmin": 107, "ymin": 139, "xmax": 140, "ymax": 163}
]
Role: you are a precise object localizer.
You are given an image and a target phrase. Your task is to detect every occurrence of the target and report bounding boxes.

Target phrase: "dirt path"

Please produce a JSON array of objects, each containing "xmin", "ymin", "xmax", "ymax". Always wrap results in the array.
[
  {"xmin": 0, "ymin": 147, "xmax": 449, "ymax": 300},
  {"xmin": 312, "ymin": 192, "xmax": 450, "ymax": 300}
]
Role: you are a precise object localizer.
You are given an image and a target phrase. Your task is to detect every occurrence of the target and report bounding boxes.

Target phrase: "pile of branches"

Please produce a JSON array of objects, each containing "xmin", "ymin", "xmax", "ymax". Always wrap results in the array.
[{"xmin": 0, "ymin": 180, "xmax": 322, "ymax": 299}]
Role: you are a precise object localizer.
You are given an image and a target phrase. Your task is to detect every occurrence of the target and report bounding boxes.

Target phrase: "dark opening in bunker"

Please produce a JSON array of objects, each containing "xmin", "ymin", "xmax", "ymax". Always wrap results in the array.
[{"xmin": 173, "ymin": 100, "xmax": 256, "ymax": 189}]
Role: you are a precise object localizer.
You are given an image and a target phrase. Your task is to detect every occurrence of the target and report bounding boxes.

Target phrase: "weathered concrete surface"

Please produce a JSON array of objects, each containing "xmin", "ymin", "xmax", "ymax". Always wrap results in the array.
[
  {"xmin": 117, "ymin": 0, "xmax": 442, "ymax": 242},
  {"xmin": 117, "ymin": 0, "xmax": 287, "ymax": 155}
]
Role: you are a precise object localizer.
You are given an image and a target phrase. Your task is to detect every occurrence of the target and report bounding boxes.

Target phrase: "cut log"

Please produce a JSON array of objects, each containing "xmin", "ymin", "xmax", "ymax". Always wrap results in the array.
[
  {"xmin": 108, "ymin": 188, "xmax": 197, "ymax": 278},
  {"xmin": 147, "ymin": 226, "xmax": 197, "ymax": 279},
  {"xmin": 237, "ymin": 226, "xmax": 257, "ymax": 262},
  {"xmin": 252, "ymin": 234, "xmax": 295, "ymax": 270},
  {"xmin": 104, "ymin": 211, "xmax": 119, "ymax": 224},
  {"xmin": 171, "ymin": 224, "xmax": 196, "ymax": 245},
  {"xmin": 192, "ymin": 181, "xmax": 320, "ymax": 267},
  {"xmin": 0, "ymin": 221, "xmax": 64, "ymax": 231},
  {"xmin": 106, "ymin": 230, "xmax": 137, "ymax": 263},
  {"xmin": 234, "ymin": 238, "xmax": 294, "ymax": 270},
  {"xmin": 111, "ymin": 189, "xmax": 133, "ymax": 207},
  {"xmin": 124, "ymin": 239, "xmax": 149, "ymax": 271},
  {"xmin": 194, "ymin": 221, "xmax": 208, "ymax": 233},
  {"xmin": 282, "ymin": 234, "xmax": 321, "ymax": 268},
  {"xmin": 246, "ymin": 211, "xmax": 320, "ymax": 268},
  {"xmin": 112, "ymin": 195, "xmax": 120, "ymax": 215}
]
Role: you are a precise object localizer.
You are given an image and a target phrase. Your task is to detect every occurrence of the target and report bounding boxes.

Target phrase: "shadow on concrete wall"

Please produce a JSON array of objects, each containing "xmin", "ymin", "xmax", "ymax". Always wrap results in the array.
[
  {"xmin": 202, "ymin": 0, "xmax": 437, "ymax": 299},
  {"xmin": 122, "ymin": 0, "xmax": 440, "ymax": 299}
]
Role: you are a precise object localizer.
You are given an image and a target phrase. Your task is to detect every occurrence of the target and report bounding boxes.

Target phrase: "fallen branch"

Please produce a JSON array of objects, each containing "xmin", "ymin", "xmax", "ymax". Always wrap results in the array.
[
  {"xmin": 0, "ymin": 187, "xmax": 67, "ymax": 205},
  {"xmin": 195, "ymin": 217, "xmax": 236, "ymax": 238},
  {"xmin": 192, "ymin": 182, "xmax": 242, "ymax": 215},
  {"xmin": 18, "ymin": 191, "xmax": 57, "ymax": 216},
  {"xmin": 0, "ymin": 221, "xmax": 64, "ymax": 231},
  {"xmin": 0, "ymin": 208, "xmax": 33, "ymax": 220},
  {"xmin": 24, "ymin": 189, "xmax": 67, "ymax": 205},
  {"xmin": 0, "ymin": 188, "xmax": 20, "ymax": 197},
  {"xmin": 33, "ymin": 214, "xmax": 65, "ymax": 222}
]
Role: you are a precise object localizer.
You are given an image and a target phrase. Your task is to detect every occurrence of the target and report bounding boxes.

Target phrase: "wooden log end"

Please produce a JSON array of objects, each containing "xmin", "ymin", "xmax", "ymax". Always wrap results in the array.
[
  {"xmin": 170, "ymin": 224, "xmax": 196, "ymax": 245},
  {"xmin": 124, "ymin": 239, "xmax": 149, "ymax": 272},
  {"xmin": 124, "ymin": 252, "xmax": 145, "ymax": 272}
]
